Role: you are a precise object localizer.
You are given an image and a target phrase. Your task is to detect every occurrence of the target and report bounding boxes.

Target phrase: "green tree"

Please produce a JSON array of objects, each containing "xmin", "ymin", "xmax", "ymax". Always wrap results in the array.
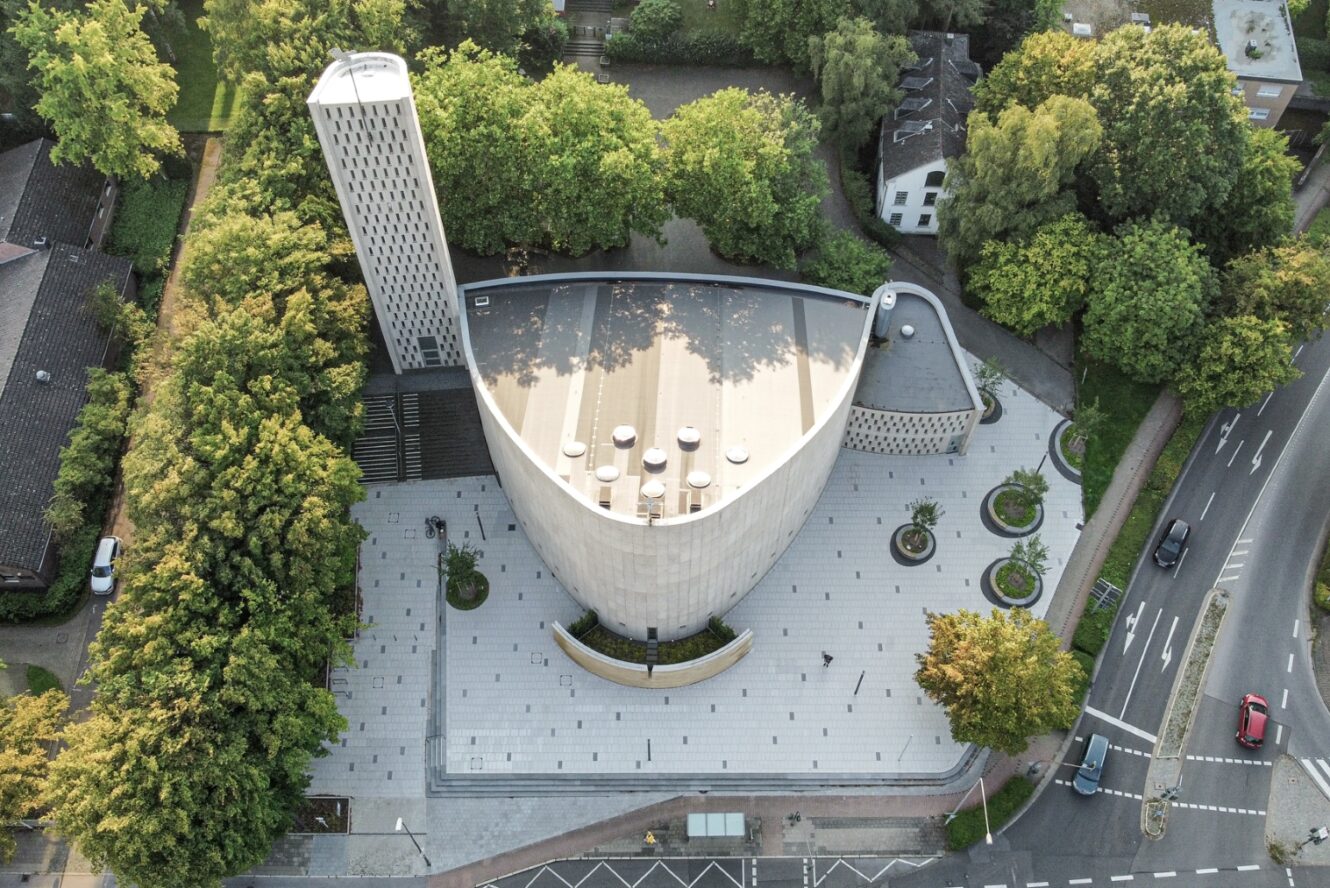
[
  {"xmin": 970, "ymin": 213, "xmax": 1102, "ymax": 336},
  {"xmin": 1009, "ymin": 533, "xmax": 1049, "ymax": 576},
  {"xmin": 855, "ymin": 0, "xmax": 917, "ymax": 35},
  {"xmin": 12, "ymin": 0, "xmax": 182, "ymax": 179},
  {"xmin": 738, "ymin": 0, "xmax": 851, "ymax": 70},
  {"xmin": 916, "ymin": 607, "xmax": 1081, "ymax": 754},
  {"xmin": 938, "ymin": 95, "xmax": 1102, "ymax": 268},
  {"xmin": 663, "ymin": 88, "xmax": 827, "ymax": 268},
  {"xmin": 1176, "ymin": 315, "xmax": 1301, "ymax": 415},
  {"xmin": 1004, "ymin": 466, "xmax": 1049, "ymax": 507},
  {"xmin": 800, "ymin": 229, "xmax": 892, "ymax": 296},
  {"xmin": 1082, "ymin": 220, "xmax": 1214, "ymax": 383},
  {"xmin": 1220, "ymin": 239, "xmax": 1330, "ymax": 343},
  {"xmin": 1192, "ymin": 127, "xmax": 1297, "ymax": 264},
  {"xmin": 1087, "ymin": 24, "xmax": 1249, "ymax": 228},
  {"xmin": 44, "ymin": 369, "xmax": 134, "ymax": 540},
  {"xmin": 629, "ymin": 0, "xmax": 681, "ymax": 41},
  {"xmin": 448, "ymin": 0, "xmax": 548, "ymax": 55},
  {"xmin": 809, "ymin": 17, "xmax": 915, "ymax": 150},
  {"xmin": 0, "ymin": 0, "xmax": 80, "ymax": 137},
  {"xmin": 973, "ymin": 357, "xmax": 1007, "ymax": 402},
  {"xmin": 200, "ymin": 0, "xmax": 355, "ymax": 83},
  {"xmin": 972, "ymin": 29, "xmax": 1095, "ymax": 114},
  {"xmin": 908, "ymin": 496, "xmax": 944, "ymax": 535},
  {"xmin": 0, "ymin": 689, "xmax": 68, "ymax": 863}
]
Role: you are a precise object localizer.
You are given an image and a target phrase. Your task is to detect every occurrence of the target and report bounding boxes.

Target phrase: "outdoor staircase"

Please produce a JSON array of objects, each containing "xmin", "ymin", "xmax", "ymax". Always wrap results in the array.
[
  {"xmin": 563, "ymin": 0, "xmax": 616, "ymax": 58},
  {"xmin": 350, "ymin": 389, "xmax": 492, "ymax": 485}
]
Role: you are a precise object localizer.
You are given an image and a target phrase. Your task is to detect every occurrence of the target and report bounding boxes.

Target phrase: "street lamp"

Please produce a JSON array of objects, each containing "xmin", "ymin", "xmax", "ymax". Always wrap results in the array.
[
  {"xmin": 979, "ymin": 777, "xmax": 993, "ymax": 845},
  {"xmin": 395, "ymin": 817, "xmax": 432, "ymax": 868}
]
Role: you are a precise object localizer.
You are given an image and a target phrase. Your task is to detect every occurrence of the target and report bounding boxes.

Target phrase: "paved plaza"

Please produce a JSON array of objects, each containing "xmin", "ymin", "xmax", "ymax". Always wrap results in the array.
[{"xmin": 309, "ymin": 355, "xmax": 1080, "ymax": 803}]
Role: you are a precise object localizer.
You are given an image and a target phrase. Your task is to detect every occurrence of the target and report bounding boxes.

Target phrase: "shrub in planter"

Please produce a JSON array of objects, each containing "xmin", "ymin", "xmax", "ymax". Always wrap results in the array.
[
  {"xmin": 568, "ymin": 610, "xmax": 599, "ymax": 637},
  {"xmin": 708, "ymin": 615, "xmax": 737, "ymax": 643},
  {"xmin": 445, "ymin": 542, "xmax": 489, "ymax": 609},
  {"xmin": 974, "ymin": 358, "xmax": 1008, "ymax": 414}
]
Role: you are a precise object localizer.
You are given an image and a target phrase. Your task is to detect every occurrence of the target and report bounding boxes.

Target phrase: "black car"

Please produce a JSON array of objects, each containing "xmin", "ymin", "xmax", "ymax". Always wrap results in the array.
[
  {"xmin": 1153, "ymin": 518, "xmax": 1191, "ymax": 568},
  {"xmin": 1073, "ymin": 733, "xmax": 1109, "ymax": 796}
]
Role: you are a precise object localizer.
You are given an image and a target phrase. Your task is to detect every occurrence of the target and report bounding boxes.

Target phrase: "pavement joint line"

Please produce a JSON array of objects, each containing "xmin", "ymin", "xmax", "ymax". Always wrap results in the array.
[{"xmin": 1083, "ymin": 706, "xmax": 1158, "ymax": 744}]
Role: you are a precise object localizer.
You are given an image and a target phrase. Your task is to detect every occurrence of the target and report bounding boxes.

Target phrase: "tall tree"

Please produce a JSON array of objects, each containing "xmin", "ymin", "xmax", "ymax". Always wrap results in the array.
[
  {"xmin": 448, "ymin": 0, "xmax": 549, "ymax": 55},
  {"xmin": 1176, "ymin": 315, "xmax": 1300, "ymax": 415},
  {"xmin": 809, "ymin": 17, "xmax": 916, "ymax": 150},
  {"xmin": 1087, "ymin": 24, "xmax": 1249, "ymax": 228},
  {"xmin": 1192, "ymin": 127, "xmax": 1298, "ymax": 264},
  {"xmin": 972, "ymin": 29, "xmax": 1095, "ymax": 114},
  {"xmin": 970, "ymin": 213, "xmax": 1102, "ymax": 336},
  {"xmin": 854, "ymin": 0, "xmax": 917, "ymax": 35},
  {"xmin": 938, "ymin": 95, "xmax": 1101, "ymax": 268},
  {"xmin": 0, "ymin": 689, "xmax": 68, "ymax": 864},
  {"xmin": 662, "ymin": 88, "xmax": 827, "ymax": 269},
  {"xmin": 200, "ymin": 0, "xmax": 354, "ymax": 83},
  {"xmin": 1082, "ymin": 219, "xmax": 1214, "ymax": 383},
  {"xmin": 738, "ymin": 0, "xmax": 851, "ymax": 70},
  {"xmin": 0, "ymin": 0, "xmax": 79, "ymax": 138},
  {"xmin": 915, "ymin": 607, "xmax": 1081, "ymax": 754},
  {"xmin": 1219, "ymin": 239, "xmax": 1330, "ymax": 343},
  {"xmin": 12, "ymin": 0, "xmax": 181, "ymax": 179}
]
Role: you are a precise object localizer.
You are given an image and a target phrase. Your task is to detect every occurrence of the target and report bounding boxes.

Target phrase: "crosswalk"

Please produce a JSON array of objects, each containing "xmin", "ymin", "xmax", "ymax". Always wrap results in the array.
[{"xmin": 1299, "ymin": 757, "xmax": 1330, "ymax": 799}]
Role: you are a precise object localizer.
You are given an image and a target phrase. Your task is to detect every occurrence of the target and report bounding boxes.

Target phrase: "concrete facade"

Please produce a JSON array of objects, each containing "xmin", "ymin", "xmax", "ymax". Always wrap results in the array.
[
  {"xmin": 308, "ymin": 51, "xmax": 463, "ymax": 373},
  {"xmin": 459, "ymin": 274, "xmax": 878, "ymax": 641}
]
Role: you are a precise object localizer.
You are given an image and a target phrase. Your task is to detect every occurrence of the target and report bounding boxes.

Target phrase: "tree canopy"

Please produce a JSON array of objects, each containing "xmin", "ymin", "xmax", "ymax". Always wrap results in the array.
[
  {"xmin": 416, "ymin": 43, "xmax": 667, "ymax": 256},
  {"xmin": 12, "ymin": 0, "xmax": 181, "ymax": 179},
  {"xmin": 662, "ymin": 88, "xmax": 827, "ymax": 268},
  {"xmin": 809, "ymin": 17, "xmax": 915, "ymax": 150},
  {"xmin": 973, "ymin": 30, "xmax": 1095, "ymax": 115},
  {"xmin": 915, "ymin": 607, "xmax": 1081, "ymax": 754},
  {"xmin": 1176, "ymin": 315, "xmax": 1300, "ymax": 415},
  {"xmin": 1219, "ymin": 239, "xmax": 1330, "ymax": 343},
  {"xmin": 1082, "ymin": 219, "xmax": 1215, "ymax": 383},
  {"xmin": 937, "ymin": 95, "xmax": 1102, "ymax": 268},
  {"xmin": 738, "ymin": 0, "xmax": 851, "ymax": 70},
  {"xmin": 970, "ymin": 213, "xmax": 1103, "ymax": 336},
  {"xmin": 0, "ymin": 689, "xmax": 68, "ymax": 864}
]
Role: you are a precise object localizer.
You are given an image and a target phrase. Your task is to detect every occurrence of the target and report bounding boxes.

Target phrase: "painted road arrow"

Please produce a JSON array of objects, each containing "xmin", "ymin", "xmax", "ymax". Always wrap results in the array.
[
  {"xmin": 1216, "ymin": 413, "xmax": 1240, "ymax": 453},
  {"xmin": 1250, "ymin": 429, "xmax": 1273, "ymax": 475},
  {"xmin": 1123, "ymin": 600, "xmax": 1145, "ymax": 655},
  {"xmin": 1161, "ymin": 615, "xmax": 1179, "ymax": 671}
]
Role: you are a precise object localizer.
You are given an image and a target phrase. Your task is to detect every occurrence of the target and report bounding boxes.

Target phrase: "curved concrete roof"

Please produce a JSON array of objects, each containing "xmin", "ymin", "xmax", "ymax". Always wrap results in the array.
[{"xmin": 460, "ymin": 273, "xmax": 873, "ymax": 521}]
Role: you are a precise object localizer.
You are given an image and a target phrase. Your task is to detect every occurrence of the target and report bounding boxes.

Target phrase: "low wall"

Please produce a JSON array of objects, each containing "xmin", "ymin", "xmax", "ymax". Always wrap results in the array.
[{"xmin": 552, "ymin": 623, "xmax": 753, "ymax": 688}]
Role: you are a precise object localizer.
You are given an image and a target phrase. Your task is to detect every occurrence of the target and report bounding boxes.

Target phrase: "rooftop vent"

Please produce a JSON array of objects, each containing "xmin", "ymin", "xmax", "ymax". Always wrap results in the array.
[
  {"xmin": 725, "ymin": 445, "xmax": 749, "ymax": 464},
  {"xmin": 687, "ymin": 471, "xmax": 712, "ymax": 489},
  {"xmin": 642, "ymin": 448, "xmax": 667, "ymax": 471},
  {"xmin": 901, "ymin": 324, "xmax": 916, "ymax": 339},
  {"xmin": 901, "ymin": 76, "xmax": 933, "ymax": 92},
  {"xmin": 1245, "ymin": 39, "xmax": 1260, "ymax": 58},
  {"xmin": 562, "ymin": 441, "xmax": 587, "ymax": 457},
  {"xmin": 595, "ymin": 465, "xmax": 620, "ymax": 482},
  {"xmin": 35, "ymin": 370, "xmax": 51, "ymax": 383},
  {"xmin": 611, "ymin": 425, "xmax": 637, "ymax": 447},
  {"xmin": 677, "ymin": 426, "xmax": 700, "ymax": 447},
  {"xmin": 32, "ymin": 236, "xmax": 47, "ymax": 249},
  {"xmin": 641, "ymin": 480, "xmax": 665, "ymax": 499}
]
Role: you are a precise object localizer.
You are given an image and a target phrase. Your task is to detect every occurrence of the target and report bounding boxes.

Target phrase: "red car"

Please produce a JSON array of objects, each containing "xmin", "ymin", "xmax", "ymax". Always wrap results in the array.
[{"xmin": 1237, "ymin": 694, "xmax": 1269, "ymax": 748}]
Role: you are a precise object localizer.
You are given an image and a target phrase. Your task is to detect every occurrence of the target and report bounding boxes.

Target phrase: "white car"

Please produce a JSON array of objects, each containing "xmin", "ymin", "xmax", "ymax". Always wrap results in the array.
[{"xmin": 89, "ymin": 536, "xmax": 122, "ymax": 595}]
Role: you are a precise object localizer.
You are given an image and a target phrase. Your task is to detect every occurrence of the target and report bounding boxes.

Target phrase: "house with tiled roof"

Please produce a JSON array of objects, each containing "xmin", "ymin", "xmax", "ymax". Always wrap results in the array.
[
  {"xmin": 0, "ymin": 139, "xmax": 131, "ymax": 591},
  {"xmin": 875, "ymin": 31, "xmax": 981, "ymax": 236}
]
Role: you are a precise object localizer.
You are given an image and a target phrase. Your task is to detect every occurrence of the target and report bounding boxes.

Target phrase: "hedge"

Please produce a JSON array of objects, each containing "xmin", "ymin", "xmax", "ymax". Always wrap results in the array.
[
  {"xmin": 105, "ymin": 174, "xmax": 190, "ymax": 316},
  {"xmin": 1072, "ymin": 604, "xmax": 1116, "ymax": 657},
  {"xmin": 0, "ymin": 525, "xmax": 98, "ymax": 623},
  {"xmin": 1071, "ymin": 650, "xmax": 1095, "ymax": 704},
  {"xmin": 838, "ymin": 150, "xmax": 901, "ymax": 250},
  {"xmin": 1298, "ymin": 36, "xmax": 1330, "ymax": 71},
  {"xmin": 800, "ymin": 229, "xmax": 893, "ymax": 296},
  {"xmin": 605, "ymin": 31, "xmax": 757, "ymax": 66},
  {"xmin": 946, "ymin": 776, "xmax": 1035, "ymax": 850}
]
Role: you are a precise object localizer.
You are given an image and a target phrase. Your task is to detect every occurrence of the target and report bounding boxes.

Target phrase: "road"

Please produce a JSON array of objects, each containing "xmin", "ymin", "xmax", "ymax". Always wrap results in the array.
[{"xmin": 884, "ymin": 328, "xmax": 1330, "ymax": 887}]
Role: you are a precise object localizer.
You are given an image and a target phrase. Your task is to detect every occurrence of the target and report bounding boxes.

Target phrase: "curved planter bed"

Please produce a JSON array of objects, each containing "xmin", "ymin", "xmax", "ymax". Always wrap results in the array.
[
  {"xmin": 1049, "ymin": 419, "xmax": 1083, "ymax": 484},
  {"xmin": 980, "ymin": 395, "xmax": 1004, "ymax": 425},
  {"xmin": 981, "ymin": 484, "xmax": 1044, "ymax": 538},
  {"xmin": 980, "ymin": 557, "xmax": 1044, "ymax": 609},
  {"xmin": 890, "ymin": 524, "xmax": 937, "ymax": 566},
  {"xmin": 552, "ymin": 623, "xmax": 754, "ymax": 688}
]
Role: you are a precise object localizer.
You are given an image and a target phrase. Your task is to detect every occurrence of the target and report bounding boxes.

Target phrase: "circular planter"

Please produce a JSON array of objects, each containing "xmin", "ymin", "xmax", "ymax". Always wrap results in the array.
[
  {"xmin": 981, "ymin": 484, "xmax": 1044, "ymax": 537},
  {"xmin": 890, "ymin": 524, "xmax": 936, "ymax": 566},
  {"xmin": 1049, "ymin": 419, "xmax": 1083, "ymax": 484},
  {"xmin": 980, "ymin": 393, "xmax": 1004, "ymax": 425},
  {"xmin": 980, "ymin": 557, "xmax": 1043, "ymax": 609},
  {"xmin": 446, "ymin": 573, "xmax": 490, "ymax": 611}
]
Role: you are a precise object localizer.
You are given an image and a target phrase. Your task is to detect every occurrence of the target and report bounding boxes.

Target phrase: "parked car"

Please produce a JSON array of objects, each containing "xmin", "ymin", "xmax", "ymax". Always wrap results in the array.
[
  {"xmin": 1153, "ymin": 518, "xmax": 1191, "ymax": 568},
  {"xmin": 89, "ymin": 536, "xmax": 122, "ymax": 595},
  {"xmin": 1073, "ymin": 733, "xmax": 1110, "ymax": 796},
  {"xmin": 1236, "ymin": 694, "xmax": 1269, "ymax": 749}
]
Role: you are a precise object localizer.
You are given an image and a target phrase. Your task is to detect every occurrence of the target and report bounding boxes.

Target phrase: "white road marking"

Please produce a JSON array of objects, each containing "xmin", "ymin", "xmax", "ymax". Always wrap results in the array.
[
  {"xmin": 1237, "ymin": 865, "xmax": 1261, "ymax": 871},
  {"xmin": 1282, "ymin": 688, "xmax": 1289, "ymax": 709},
  {"xmin": 1196, "ymin": 868, "xmax": 1218, "ymax": 874},
  {"xmin": 1085, "ymin": 706, "xmax": 1158, "ymax": 744},
  {"xmin": 1288, "ymin": 653, "xmax": 1295, "ymax": 672},
  {"xmin": 983, "ymin": 883, "xmax": 1007, "ymax": 888},
  {"xmin": 1171, "ymin": 551, "xmax": 1188, "ymax": 578},
  {"xmin": 1276, "ymin": 724, "xmax": 1283, "ymax": 744},
  {"xmin": 1184, "ymin": 755, "xmax": 1271, "ymax": 765},
  {"xmin": 1123, "ymin": 601, "xmax": 1146, "ymax": 655},
  {"xmin": 1295, "ymin": 344, "xmax": 1305, "ymax": 361},
  {"xmin": 1120, "ymin": 609, "xmax": 1162, "ymax": 718},
  {"xmin": 1070, "ymin": 880, "xmax": 1093, "ymax": 885},
  {"xmin": 1259, "ymin": 392, "xmax": 1274, "ymax": 415},
  {"xmin": 1154, "ymin": 873, "xmax": 1177, "ymax": 879},
  {"xmin": 1216, "ymin": 413, "xmax": 1240, "ymax": 452},
  {"xmin": 1111, "ymin": 876, "xmax": 1134, "ymax": 882},
  {"xmin": 1251, "ymin": 429, "xmax": 1273, "ymax": 474},
  {"xmin": 1026, "ymin": 883, "xmax": 1049, "ymax": 888},
  {"xmin": 1238, "ymin": 537, "xmax": 1253, "ymax": 544},
  {"xmin": 1199, "ymin": 491, "xmax": 1215, "ymax": 521},
  {"xmin": 1227, "ymin": 439, "xmax": 1245, "ymax": 467},
  {"xmin": 1160, "ymin": 616, "xmax": 1179, "ymax": 670},
  {"xmin": 1218, "ymin": 574, "xmax": 1242, "ymax": 583},
  {"xmin": 1300, "ymin": 759, "xmax": 1330, "ymax": 799},
  {"xmin": 1294, "ymin": 619, "xmax": 1300, "ymax": 639}
]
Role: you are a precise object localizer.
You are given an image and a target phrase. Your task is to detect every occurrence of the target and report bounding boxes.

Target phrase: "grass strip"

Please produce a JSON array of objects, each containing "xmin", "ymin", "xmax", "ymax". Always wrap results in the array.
[
  {"xmin": 1077, "ymin": 356, "xmax": 1159, "ymax": 518},
  {"xmin": 946, "ymin": 776, "xmax": 1035, "ymax": 850}
]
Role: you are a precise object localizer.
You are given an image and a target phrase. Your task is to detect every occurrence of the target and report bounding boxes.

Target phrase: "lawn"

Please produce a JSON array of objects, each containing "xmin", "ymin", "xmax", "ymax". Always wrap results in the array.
[
  {"xmin": 613, "ymin": 0, "xmax": 743, "ymax": 35},
  {"xmin": 1076, "ymin": 355, "xmax": 1160, "ymax": 518},
  {"xmin": 167, "ymin": 0, "xmax": 238, "ymax": 133},
  {"xmin": 25, "ymin": 664, "xmax": 63, "ymax": 696},
  {"xmin": 946, "ymin": 777, "xmax": 1034, "ymax": 850}
]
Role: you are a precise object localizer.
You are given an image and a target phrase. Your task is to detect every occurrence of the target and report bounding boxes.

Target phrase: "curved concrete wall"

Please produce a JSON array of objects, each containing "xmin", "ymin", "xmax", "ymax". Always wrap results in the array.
[
  {"xmin": 842, "ymin": 405, "xmax": 978, "ymax": 455},
  {"xmin": 462, "ymin": 274, "xmax": 877, "ymax": 641},
  {"xmin": 552, "ymin": 623, "xmax": 754, "ymax": 688}
]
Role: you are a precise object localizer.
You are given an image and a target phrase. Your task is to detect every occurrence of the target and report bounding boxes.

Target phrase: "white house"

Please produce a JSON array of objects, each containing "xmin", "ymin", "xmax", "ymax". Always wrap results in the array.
[{"xmin": 876, "ymin": 32, "xmax": 980, "ymax": 236}]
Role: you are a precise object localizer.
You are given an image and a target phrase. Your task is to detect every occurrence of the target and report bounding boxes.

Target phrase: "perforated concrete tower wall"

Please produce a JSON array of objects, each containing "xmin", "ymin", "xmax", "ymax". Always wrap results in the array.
[{"xmin": 308, "ymin": 52, "xmax": 462, "ymax": 373}]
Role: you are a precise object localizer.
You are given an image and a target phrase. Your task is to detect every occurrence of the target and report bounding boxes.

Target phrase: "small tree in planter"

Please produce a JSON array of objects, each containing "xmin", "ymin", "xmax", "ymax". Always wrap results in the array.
[
  {"xmin": 995, "ymin": 534, "xmax": 1048, "ymax": 601},
  {"xmin": 993, "ymin": 467, "xmax": 1048, "ymax": 527},
  {"xmin": 974, "ymin": 358, "xmax": 1008, "ymax": 416},
  {"xmin": 901, "ymin": 496, "xmax": 944, "ymax": 554},
  {"xmin": 445, "ymin": 542, "xmax": 489, "ymax": 609},
  {"xmin": 1062, "ymin": 398, "xmax": 1105, "ymax": 469}
]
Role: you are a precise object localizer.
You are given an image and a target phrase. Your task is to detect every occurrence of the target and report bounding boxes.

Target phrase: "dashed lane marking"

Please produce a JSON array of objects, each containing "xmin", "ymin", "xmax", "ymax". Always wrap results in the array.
[
  {"xmin": 1054, "ymin": 779, "xmax": 1144, "ymax": 800},
  {"xmin": 1154, "ymin": 873, "xmax": 1176, "ymax": 879},
  {"xmin": 1070, "ymin": 880, "xmax": 1093, "ymax": 885},
  {"xmin": 1196, "ymin": 869, "xmax": 1218, "ymax": 874},
  {"xmin": 1184, "ymin": 755, "xmax": 1272, "ymax": 766},
  {"xmin": 1111, "ymin": 876, "xmax": 1135, "ymax": 882},
  {"xmin": 1077, "ymin": 737, "xmax": 1153, "ymax": 758},
  {"xmin": 1171, "ymin": 801, "xmax": 1266, "ymax": 816},
  {"xmin": 1238, "ymin": 865, "xmax": 1262, "ymax": 871}
]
